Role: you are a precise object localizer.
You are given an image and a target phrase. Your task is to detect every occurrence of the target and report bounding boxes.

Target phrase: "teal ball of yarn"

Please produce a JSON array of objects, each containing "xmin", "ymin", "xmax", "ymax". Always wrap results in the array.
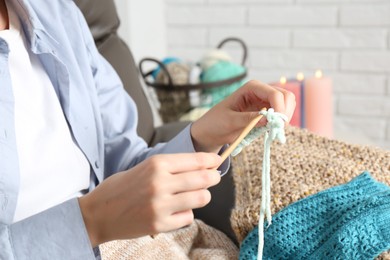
[
  {"xmin": 200, "ymin": 49, "xmax": 232, "ymax": 71},
  {"xmin": 200, "ymin": 61, "xmax": 246, "ymax": 107}
]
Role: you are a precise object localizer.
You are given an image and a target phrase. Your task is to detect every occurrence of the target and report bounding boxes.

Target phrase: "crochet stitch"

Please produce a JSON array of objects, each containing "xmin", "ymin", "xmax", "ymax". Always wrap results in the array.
[
  {"xmin": 239, "ymin": 172, "xmax": 390, "ymax": 260},
  {"xmin": 231, "ymin": 109, "xmax": 287, "ymax": 157},
  {"xmin": 232, "ymin": 108, "xmax": 287, "ymax": 259}
]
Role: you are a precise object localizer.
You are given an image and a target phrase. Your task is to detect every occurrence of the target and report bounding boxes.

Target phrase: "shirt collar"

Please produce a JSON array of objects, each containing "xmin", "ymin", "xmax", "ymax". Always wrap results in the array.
[{"xmin": 11, "ymin": 0, "xmax": 58, "ymax": 54}]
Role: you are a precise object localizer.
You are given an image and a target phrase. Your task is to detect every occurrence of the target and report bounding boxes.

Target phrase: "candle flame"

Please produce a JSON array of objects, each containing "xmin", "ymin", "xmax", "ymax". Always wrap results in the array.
[
  {"xmin": 296, "ymin": 72, "xmax": 305, "ymax": 81},
  {"xmin": 280, "ymin": 76, "xmax": 287, "ymax": 85},
  {"xmin": 315, "ymin": 70, "xmax": 323, "ymax": 78}
]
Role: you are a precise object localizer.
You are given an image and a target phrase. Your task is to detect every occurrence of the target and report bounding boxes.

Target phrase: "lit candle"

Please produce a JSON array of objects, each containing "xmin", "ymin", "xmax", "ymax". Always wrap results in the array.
[
  {"xmin": 304, "ymin": 70, "xmax": 333, "ymax": 138},
  {"xmin": 271, "ymin": 76, "xmax": 302, "ymax": 128},
  {"xmin": 296, "ymin": 72, "xmax": 304, "ymax": 82}
]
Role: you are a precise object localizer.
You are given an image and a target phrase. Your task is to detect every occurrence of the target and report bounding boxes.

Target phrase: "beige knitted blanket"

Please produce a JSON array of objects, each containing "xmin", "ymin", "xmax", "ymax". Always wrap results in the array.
[
  {"xmin": 99, "ymin": 126, "xmax": 390, "ymax": 259},
  {"xmin": 231, "ymin": 126, "xmax": 390, "ymax": 259},
  {"xmin": 99, "ymin": 219, "xmax": 238, "ymax": 259}
]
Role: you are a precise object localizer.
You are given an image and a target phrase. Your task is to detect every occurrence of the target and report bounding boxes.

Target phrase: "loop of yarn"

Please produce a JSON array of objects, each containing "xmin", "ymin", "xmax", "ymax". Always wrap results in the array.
[
  {"xmin": 232, "ymin": 109, "xmax": 287, "ymax": 156},
  {"xmin": 232, "ymin": 108, "xmax": 287, "ymax": 260}
]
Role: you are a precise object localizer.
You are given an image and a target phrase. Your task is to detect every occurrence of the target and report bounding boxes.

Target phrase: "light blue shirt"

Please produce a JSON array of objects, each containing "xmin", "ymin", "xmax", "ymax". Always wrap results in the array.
[{"xmin": 0, "ymin": 1, "xmax": 228, "ymax": 259}]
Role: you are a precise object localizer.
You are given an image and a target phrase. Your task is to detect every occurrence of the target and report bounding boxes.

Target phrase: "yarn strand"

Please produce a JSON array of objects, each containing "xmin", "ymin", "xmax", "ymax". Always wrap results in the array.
[{"xmin": 232, "ymin": 108, "xmax": 287, "ymax": 260}]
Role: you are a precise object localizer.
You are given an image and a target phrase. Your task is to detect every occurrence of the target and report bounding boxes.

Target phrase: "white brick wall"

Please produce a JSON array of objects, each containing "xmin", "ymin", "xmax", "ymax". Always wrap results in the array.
[
  {"xmin": 251, "ymin": 50, "xmax": 338, "ymax": 70},
  {"xmin": 334, "ymin": 117, "xmax": 387, "ymax": 141},
  {"xmin": 293, "ymin": 29, "xmax": 387, "ymax": 49},
  {"xmin": 249, "ymin": 6, "xmax": 338, "ymax": 26},
  {"xmin": 340, "ymin": 5, "xmax": 390, "ymax": 26},
  {"xmin": 209, "ymin": 28, "xmax": 290, "ymax": 48},
  {"xmin": 332, "ymin": 74, "xmax": 387, "ymax": 95},
  {"xmin": 165, "ymin": 0, "xmax": 390, "ymax": 150},
  {"xmin": 388, "ymin": 77, "xmax": 390, "ymax": 93},
  {"xmin": 167, "ymin": 6, "xmax": 246, "ymax": 25},
  {"xmin": 338, "ymin": 97, "xmax": 390, "ymax": 116},
  {"xmin": 387, "ymin": 122, "xmax": 390, "ymax": 140},
  {"xmin": 341, "ymin": 52, "xmax": 390, "ymax": 72}
]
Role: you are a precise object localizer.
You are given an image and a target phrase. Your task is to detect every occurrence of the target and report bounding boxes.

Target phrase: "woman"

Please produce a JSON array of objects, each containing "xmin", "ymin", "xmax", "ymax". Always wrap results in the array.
[{"xmin": 0, "ymin": 0, "xmax": 295, "ymax": 258}]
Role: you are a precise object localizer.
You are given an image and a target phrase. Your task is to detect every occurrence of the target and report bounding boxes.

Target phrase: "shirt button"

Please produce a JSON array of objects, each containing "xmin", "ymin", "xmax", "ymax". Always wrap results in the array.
[{"xmin": 95, "ymin": 161, "xmax": 99, "ymax": 169}]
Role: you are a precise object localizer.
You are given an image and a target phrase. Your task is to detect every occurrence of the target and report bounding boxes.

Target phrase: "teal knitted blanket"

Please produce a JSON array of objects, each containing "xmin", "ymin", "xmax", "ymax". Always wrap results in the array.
[{"xmin": 240, "ymin": 172, "xmax": 390, "ymax": 259}]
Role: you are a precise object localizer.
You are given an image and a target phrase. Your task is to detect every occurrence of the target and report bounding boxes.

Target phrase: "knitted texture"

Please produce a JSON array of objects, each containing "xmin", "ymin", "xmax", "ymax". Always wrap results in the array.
[
  {"xmin": 99, "ymin": 219, "xmax": 238, "ymax": 259},
  {"xmin": 232, "ymin": 109, "xmax": 287, "ymax": 156},
  {"xmin": 231, "ymin": 126, "xmax": 390, "ymax": 259},
  {"xmin": 239, "ymin": 172, "xmax": 390, "ymax": 259}
]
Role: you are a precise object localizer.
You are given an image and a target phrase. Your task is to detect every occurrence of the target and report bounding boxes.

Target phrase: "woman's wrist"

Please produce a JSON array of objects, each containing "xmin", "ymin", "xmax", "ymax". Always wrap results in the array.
[
  {"xmin": 78, "ymin": 195, "xmax": 101, "ymax": 248},
  {"xmin": 190, "ymin": 121, "xmax": 222, "ymax": 154}
]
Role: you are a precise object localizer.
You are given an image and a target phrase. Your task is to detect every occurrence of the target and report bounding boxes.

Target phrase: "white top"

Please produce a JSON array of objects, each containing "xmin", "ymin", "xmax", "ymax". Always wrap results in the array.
[{"xmin": 0, "ymin": 3, "xmax": 90, "ymax": 222}]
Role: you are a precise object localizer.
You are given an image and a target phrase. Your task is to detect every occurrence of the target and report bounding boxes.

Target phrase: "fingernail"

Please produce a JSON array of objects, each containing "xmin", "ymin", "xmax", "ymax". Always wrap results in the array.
[{"xmin": 217, "ymin": 170, "xmax": 222, "ymax": 175}]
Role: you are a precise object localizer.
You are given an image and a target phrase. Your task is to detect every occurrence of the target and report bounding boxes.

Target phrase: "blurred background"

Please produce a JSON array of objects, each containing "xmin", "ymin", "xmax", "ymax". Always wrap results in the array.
[{"xmin": 113, "ymin": 0, "xmax": 390, "ymax": 150}]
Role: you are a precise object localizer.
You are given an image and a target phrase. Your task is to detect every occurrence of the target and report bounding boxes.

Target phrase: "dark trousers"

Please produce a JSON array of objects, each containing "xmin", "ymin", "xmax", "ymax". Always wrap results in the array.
[{"xmin": 193, "ymin": 167, "xmax": 237, "ymax": 244}]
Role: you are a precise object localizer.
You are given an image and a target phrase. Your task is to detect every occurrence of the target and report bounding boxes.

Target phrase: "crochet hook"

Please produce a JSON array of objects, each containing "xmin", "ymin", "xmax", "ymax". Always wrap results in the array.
[{"xmin": 220, "ymin": 107, "xmax": 267, "ymax": 162}]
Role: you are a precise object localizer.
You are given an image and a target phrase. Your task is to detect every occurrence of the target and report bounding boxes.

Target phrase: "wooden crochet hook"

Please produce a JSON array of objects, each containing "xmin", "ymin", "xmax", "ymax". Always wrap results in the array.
[{"xmin": 220, "ymin": 107, "xmax": 267, "ymax": 162}]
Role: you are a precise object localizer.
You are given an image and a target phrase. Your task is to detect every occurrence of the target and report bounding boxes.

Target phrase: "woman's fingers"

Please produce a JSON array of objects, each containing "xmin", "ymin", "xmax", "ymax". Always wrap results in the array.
[
  {"xmin": 246, "ymin": 81, "xmax": 298, "ymax": 117},
  {"xmin": 169, "ymin": 169, "xmax": 221, "ymax": 193},
  {"xmin": 170, "ymin": 210, "xmax": 195, "ymax": 230},
  {"xmin": 273, "ymin": 86, "xmax": 296, "ymax": 122},
  {"xmin": 170, "ymin": 189, "xmax": 212, "ymax": 214},
  {"xmin": 233, "ymin": 80, "xmax": 285, "ymax": 112},
  {"xmin": 150, "ymin": 153, "xmax": 222, "ymax": 174},
  {"xmin": 232, "ymin": 81, "xmax": 296, "ymax": 125}
]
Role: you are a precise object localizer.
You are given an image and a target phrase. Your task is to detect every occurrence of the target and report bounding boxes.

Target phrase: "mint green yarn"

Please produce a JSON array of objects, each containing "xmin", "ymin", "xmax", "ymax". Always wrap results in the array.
[
  {"xmin": 232, "ymin": 108, "xmax": 288, "ymax": 260},
  {"xmin": 232, "ymin": 109, "xmax": 287, "ymax": 157},
  {"xmin": 200, "ymin": 61, "xmax": 246, "ymax": 108}
]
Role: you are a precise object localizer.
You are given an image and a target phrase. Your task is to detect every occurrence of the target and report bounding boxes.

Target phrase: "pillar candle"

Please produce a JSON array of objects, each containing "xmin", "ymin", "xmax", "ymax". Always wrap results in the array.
[
  {"xmin": 304, "ymin": 70, "xmax": 333, "ymax": 138},
  {"xmin": 271, "ymin": 76, "xmax": 302, "ymax": 128}
]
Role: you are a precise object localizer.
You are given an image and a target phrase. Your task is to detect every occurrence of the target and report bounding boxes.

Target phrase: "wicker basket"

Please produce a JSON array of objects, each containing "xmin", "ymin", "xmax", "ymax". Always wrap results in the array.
[{"xmin": 139, "ymin": 37, "xmax": 248, "ymax": 123}]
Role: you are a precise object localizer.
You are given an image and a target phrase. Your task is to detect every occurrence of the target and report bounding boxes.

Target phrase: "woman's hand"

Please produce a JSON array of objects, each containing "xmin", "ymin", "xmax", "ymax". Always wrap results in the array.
[
  {"xmin": 191, "ymin": 80, "xmax": 296, "ymax": 153},
  {"xmin": 78, "ymin": 153, "xmax": 222, "ymax": 247}
]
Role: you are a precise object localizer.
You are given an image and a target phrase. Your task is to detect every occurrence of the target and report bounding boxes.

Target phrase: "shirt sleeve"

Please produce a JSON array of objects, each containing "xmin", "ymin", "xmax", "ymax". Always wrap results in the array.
[
  {"xmin": 0, "ymin": 199, "xmax": 95, "ymax": 260},
  {"xmin": 74, "ymin": 6, "xmax": 230, "ymax": 176}
]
